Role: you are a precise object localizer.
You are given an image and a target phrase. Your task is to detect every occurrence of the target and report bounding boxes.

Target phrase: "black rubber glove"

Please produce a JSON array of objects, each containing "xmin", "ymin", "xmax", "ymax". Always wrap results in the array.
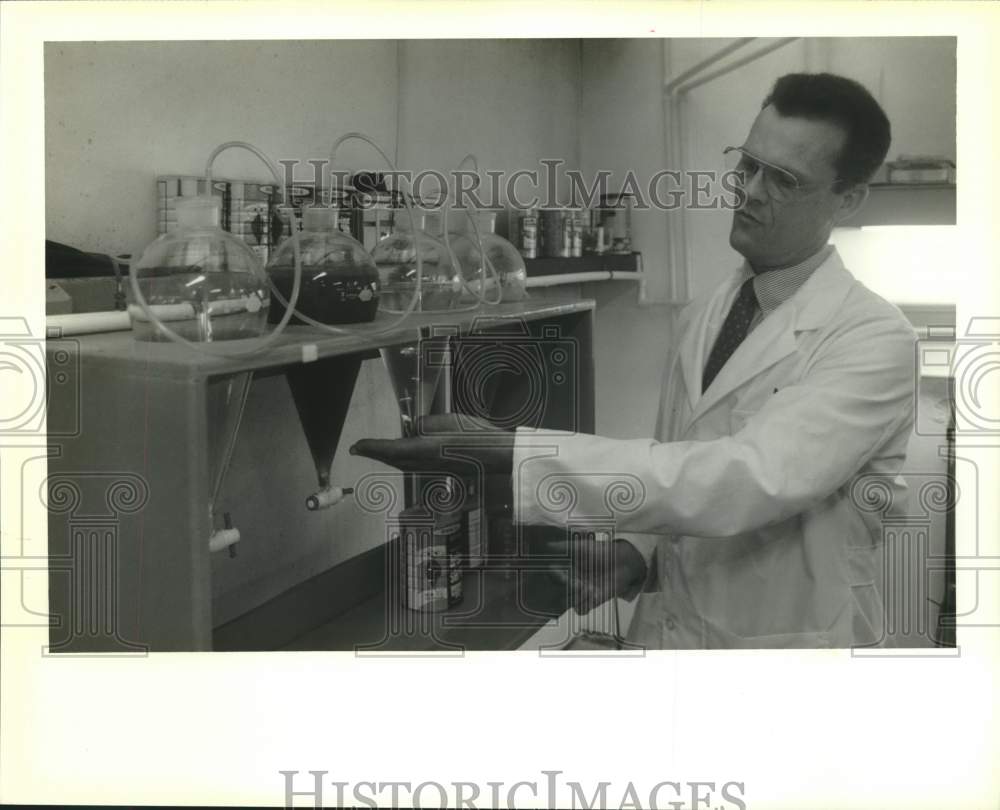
[{"xmin": 350, "ymin": 413, "xmax": 515, "ymax": 509}]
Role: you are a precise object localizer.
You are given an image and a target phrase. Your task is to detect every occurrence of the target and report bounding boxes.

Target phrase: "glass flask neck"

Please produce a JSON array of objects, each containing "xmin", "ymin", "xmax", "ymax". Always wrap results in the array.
[
  {"xmin": 395, "ymin": 210, "xmax": 427, "ymax": 233},
  {"xmin": 446, "ymin": 209, "xmax": 498, "ymax": 237},
  {"xmin": 477, "ymin": 210, "xmax": 497, "ymax": 234},
  {"xmin": 176, "ymin": 195, "xmax": 222, "ymax": 230},
  {"xmin": 303, "ymin": 206, "xmax": 338, "ymax": 232}
]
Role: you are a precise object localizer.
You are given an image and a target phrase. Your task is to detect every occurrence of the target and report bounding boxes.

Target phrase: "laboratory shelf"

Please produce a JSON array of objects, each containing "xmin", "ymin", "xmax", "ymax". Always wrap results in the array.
[
  {"xmin": 45, "ymin": 296, "xmax": 596, "ymax": 652},
  {"xmin": 524, "ymin": 252, "xmax": 642, "ymax": 277},
  {"xmin": 60, "ymin": 298, "xmax": 595, "ymax": 382},
  {"xmin": 526, "ymin": 271, "xmax": 643, "ymax": 288},
  {"xmin": 522, "ymin": 253, "xmax": 643, "ymax": 290},
  {"xmin": 846, "ymin": 183, "xmax": 955, "ymax": 227}
]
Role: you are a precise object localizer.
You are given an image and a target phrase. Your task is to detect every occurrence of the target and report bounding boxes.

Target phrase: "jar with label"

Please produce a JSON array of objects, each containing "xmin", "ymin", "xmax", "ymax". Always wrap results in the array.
[
  {"xmin": 581, "ymin": 209, "xmax": 605, "ymax": 255},
  {"xmin": 398, "ymin": 504, "xmax": 465, "ymax": 612},
  {"xmin": 463, "ymin": 477, "xmax": 486, "ymax": 568},
  {"xmin": 598, "ymin": 192, "xmax": 634, "ymax": 254},
  {"xmin": 568, "ymin": 208, "xmax": 586, "ymax": 258},
  {"xmin": 514, "ymin": 207, "xmax": 538, "ymax": 259}
]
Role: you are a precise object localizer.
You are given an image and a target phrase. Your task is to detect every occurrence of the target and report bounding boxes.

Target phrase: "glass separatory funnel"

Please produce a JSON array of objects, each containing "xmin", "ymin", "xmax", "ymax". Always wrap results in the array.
[
  {"xmin": 285, "ymin": 354, "xmax": 362, "ymax": 511},
  {"xmin": 371, "ymin": 209, "xmax": 462, "ymax": 314},
  {"xmin": 380, "ymin": 335, "xmax": 450, "ymax": 507},
  {"xmin": 380, "ymin": 336, "xmax": 449, "ymax": 438},
  {"xmin": 449, "ymin": 210, "xmax": 528, "ymax": 304},
  {"xmin": 266, "ymin": 205, "xmax": 379, "ymax": 325},
  {"xmin": 127, "ymin": 195, "xmax": 269, "ymax": 341}
]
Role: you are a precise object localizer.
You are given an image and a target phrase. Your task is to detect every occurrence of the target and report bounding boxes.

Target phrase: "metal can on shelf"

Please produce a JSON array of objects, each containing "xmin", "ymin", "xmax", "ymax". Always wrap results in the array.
[{"xmin": 540, "ymin": 208, "xmax": 570, "ymax": 258}]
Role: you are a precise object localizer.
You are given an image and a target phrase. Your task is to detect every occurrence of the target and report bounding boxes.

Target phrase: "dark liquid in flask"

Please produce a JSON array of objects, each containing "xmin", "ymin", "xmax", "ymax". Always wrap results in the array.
[{"xmin": 268, "ymin": 265, "xmax": 380, "ymax": 325}]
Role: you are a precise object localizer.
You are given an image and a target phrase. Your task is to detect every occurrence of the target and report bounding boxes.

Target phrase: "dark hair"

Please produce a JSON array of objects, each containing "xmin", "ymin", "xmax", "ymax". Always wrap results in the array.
[{"xmin": 762, "ymin": 72, "xmax": 891, "ymax": 190}]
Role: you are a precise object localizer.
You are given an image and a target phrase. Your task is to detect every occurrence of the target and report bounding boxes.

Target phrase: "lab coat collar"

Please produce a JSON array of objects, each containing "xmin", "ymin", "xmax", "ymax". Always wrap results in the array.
[
  {"xmin": 681, "ymin": 247, "xmax": 855, "ymax": 422},
  {"xmin": 790, "ymin": 248, "xmax": 854, "ymax": 330}
]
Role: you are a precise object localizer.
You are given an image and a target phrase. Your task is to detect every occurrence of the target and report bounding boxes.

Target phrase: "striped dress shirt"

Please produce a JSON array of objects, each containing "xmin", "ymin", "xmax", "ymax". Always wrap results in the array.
[{"xmin": 742, "ymin": 244, "xmax": 835, "ymax": 332}]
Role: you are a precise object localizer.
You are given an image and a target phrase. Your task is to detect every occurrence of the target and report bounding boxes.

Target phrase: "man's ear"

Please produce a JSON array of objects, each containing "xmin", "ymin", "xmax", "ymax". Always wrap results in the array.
[{"xmin": 832, "ymin": 182, "xmax": 870, "ymax": 226}]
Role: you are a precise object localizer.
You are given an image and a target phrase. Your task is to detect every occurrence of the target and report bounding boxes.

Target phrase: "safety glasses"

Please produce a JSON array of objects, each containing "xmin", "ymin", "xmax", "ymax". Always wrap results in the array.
[{"xmin": 723, "ymin": 146, "xmax": 841, "ymax": 202}]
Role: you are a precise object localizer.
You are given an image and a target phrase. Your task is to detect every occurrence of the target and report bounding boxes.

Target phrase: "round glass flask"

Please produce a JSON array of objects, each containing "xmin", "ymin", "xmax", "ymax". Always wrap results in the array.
[
  {"xmin": 449, "ymin": 211, "xmax": 528, "ymax": 303},
  {"xmin": 127, "ymin": 196, "xmax": 269, "ymax": 341},
  {"xmin": 371, "ymin": 210, "xmax": 462, "ymax": 314},
  {"xmin": 267, "ymin": 206, "xmax": 380, "ymax": 325}
]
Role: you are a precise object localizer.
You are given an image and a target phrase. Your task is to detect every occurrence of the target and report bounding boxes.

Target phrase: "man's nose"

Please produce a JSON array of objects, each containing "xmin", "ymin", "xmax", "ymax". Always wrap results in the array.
[{"xmin": 742, "ymin": 166, "xmax": 769, "ymax": 203}]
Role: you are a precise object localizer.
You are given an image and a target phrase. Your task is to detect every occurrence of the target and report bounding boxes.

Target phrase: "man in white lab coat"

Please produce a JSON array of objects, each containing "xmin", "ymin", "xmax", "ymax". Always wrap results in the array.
[{"xmin": 352, "ymin": 73, "xmax": 917, "ymax": 649}]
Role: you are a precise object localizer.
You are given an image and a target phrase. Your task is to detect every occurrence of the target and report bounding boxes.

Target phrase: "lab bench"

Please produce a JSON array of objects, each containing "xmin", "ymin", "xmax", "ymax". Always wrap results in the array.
[
  {"xmin": 276, "ymin": 549, "xmax": 569, "ymax": 653},
  {"xmin": 44, "ymin": 298, "xmax": 595, "ymax": 652}
]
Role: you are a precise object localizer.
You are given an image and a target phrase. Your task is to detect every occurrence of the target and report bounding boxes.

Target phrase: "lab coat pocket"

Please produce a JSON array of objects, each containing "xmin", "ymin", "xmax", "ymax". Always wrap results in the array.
[
  {"xmin": 734, "ymin": 630, "xmax": 833, "ymax": 649},
  {"xmin": 702, "ymin": 621, "xmax": 832, "ymax": 649},
  {"xmin": 699, "ymin": 590, "xmax": 847, "ymax": 649}
]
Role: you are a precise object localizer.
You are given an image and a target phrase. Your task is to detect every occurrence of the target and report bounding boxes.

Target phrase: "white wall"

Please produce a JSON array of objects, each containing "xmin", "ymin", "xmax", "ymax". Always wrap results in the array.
[
  {"xmin": 580, "ymin": 38, "xmax": 671, "ymax": 304},
  {"xmin": 397, "ymin": 39, "xmax": 582, "ymax": 194},
  {"xmin": 577, "ymin": 39, "xmax": 679, "ymax": 439},
  {"xmin": 46, "ymin": 41, "xmax": 396, "ymax": 256},
  {"xmin": 829, "ymin": 225, "xmax": 963, "ymax": 305},
  {"xmin": 45, "ymin": 40, "xmax": 585, "ymax": 257},
  {"xmin": 826, "ymin": 37, "xmax": 957, "ymax": 163},
  {"xmin": 45, "ymin": 40, "xmax": 584, "ymax": 624}
]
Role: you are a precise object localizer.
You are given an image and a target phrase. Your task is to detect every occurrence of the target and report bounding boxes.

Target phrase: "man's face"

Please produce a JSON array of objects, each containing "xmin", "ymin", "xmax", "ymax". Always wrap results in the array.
[{"xmin": 728, "ymin": 104, "xmax": 850, "ymax": 269}]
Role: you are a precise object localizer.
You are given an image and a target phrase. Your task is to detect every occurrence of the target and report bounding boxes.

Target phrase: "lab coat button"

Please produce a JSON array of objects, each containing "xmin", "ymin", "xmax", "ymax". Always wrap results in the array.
[{"xmin": 665, "ymin": 617, "xmax": 676, "ymax": 630}]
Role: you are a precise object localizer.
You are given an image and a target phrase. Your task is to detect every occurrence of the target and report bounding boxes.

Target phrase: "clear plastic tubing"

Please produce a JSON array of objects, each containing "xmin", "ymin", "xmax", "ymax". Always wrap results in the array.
[
  {"xmin": 442, "ymin": 153, "xmax": 502, "ymax": 306},
  {"xmin": 304, "ymin": 132, "xmax": 425, "ymax": 334},
  {"xmin": 266, "ymin": 132, "xmax": 430, "ymax": 337},
  {"xmin": 127, "ymin": 140, "xmax": 303, "ymax": 358}
]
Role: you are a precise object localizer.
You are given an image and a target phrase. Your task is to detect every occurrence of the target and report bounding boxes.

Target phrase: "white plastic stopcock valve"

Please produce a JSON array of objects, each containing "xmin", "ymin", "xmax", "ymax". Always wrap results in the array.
[
  {"xmin": 306, "ymin": 486, "xmax": 354, "ymax": 511},
  {"xmin": 209, "ymin": 527, "xmax": 240, "ymax": 553}
]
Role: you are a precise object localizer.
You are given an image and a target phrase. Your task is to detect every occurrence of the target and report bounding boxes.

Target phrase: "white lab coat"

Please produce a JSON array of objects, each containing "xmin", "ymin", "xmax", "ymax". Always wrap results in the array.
[{"xmin": 513, "ymin": 248, "xmax": 917, "ymax": 648}]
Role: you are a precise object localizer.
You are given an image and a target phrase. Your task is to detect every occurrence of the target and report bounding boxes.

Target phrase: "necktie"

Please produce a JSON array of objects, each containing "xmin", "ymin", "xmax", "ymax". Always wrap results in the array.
[{"xmin": 702, "ymin": 277, "xmax": 758, "ymax": 393}]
